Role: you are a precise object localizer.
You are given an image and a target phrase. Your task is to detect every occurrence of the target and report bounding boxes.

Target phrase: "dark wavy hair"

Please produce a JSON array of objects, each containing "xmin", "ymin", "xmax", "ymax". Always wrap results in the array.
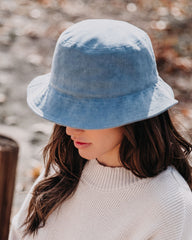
[{"xmin": 23, "ymin": 110, "xmax": 192, "ymax": 236}]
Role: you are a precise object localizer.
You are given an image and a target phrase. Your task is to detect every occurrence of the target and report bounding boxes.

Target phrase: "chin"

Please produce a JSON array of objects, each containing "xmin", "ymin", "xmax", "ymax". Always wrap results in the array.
[{"xmin": 78, "ymin": 151, "xmax": 95, "ymax": 160}]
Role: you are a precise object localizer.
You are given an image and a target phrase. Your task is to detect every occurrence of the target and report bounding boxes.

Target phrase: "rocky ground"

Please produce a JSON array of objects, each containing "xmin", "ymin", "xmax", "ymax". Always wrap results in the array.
[{"xmin": 0, "ymin": 0, "xmax": 192, "ymax": 220}]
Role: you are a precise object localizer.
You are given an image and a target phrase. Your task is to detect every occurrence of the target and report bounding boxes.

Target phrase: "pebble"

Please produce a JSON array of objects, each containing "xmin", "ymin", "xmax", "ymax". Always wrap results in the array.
[
  {"xmin": 16, "ymin": 183, "xmax": 26, "ymax": 192},
  {"xmin": 27, "ymin": 53, "xmax": 43, "ymax": 65},
  {"xmin": 0, "ymin": 93, "xmax": 7, "ymax": 104},
  {"xmin": 31, "ymin": 122, "xmax": 52, "ymax": 135},
  {"xmin": 150, "ymin": 20, "xmax": 168, "ymax": 30},
  {"xmin": 126, "ymin": 3, "xmax": 137, "ymax": 12},
  {"xmin": 0, "ymin": 19, "xmax": 4, "ymax": 27},
  {"xmin": 30, "ymin": 134, "xmax": 43, "ymax": 145},
  {"xmin": 4, "ymin": 115, "xmax": 18, "ymax": 126},
  {"xmin": 29, "ymin": 159, "xmax": 42, "ymax": 180},
  {"xmin": 0, "ymin": 73, "xmax": 12, "ymax": 86},
  {"xmin": 29, "ymin": 9, "xmax": 42, "ymax": 19},
  {"xmin": 0, "ymin": 53, "xmax": 15, "ymax": 70},
  {"xmin": 157, "ymin": 7, "xmax": 169, "ymax": 17}
]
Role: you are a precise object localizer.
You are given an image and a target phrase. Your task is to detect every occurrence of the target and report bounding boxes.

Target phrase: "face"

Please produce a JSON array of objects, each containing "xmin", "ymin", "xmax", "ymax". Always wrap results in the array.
[{"xmin": 66, "ymin": 126, "xmax": 124, "ymax": 167}]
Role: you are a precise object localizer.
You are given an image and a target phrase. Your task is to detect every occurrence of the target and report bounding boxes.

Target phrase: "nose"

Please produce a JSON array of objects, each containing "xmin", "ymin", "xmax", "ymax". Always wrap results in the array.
[{"xmin": 66, "ymin": 126, "xmax": 83, "ymax": 137}]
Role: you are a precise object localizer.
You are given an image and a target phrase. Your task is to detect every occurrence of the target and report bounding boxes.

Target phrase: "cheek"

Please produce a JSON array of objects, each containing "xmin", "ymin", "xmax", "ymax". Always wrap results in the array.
[
  {"xmin": 91, "ymin": 131, "xmax": 123, "ymax": 155},
  {"xmin": 93, "ymin": 129, "xmax": 123, "ymax": 149},
  {"xmin": 103, "ymin": 129, "xmax": 123, "ymax": 146}
]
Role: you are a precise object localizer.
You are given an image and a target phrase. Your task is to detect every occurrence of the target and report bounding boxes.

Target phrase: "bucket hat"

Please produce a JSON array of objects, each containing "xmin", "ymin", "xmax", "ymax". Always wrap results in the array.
[{"xmin": 27, "ymin": 19, "xmax": 178, "ymax": 129}]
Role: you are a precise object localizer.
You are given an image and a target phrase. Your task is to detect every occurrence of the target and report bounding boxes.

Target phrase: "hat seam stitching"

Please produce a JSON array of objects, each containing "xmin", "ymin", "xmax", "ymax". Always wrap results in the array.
[{"xmin": 49, "ymin": 80, "xmax": 162, "ymax": 100}]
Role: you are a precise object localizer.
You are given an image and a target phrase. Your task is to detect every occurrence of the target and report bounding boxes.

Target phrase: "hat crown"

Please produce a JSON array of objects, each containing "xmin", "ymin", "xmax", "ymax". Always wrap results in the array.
[
  {"xmin": 27, "ymin": 19, "xmax": 177, "ymax": 129},
  {"xmin": 50, "ymin": 19, "xmax": 158, "ymax": 98}
]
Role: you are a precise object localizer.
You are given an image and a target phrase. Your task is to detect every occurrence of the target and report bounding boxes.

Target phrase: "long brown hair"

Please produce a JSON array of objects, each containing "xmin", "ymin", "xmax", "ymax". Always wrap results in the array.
[{"xmin": 23, "ymin": 110, "xmax": 192, "ymax": 236}]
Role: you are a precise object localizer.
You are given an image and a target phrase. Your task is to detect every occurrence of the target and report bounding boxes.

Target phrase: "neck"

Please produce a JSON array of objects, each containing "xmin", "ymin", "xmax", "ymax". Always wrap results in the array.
[
  {"xmin": 96, "ymin": 144, "xmax": 123, "ymax": 167},
  {"xmin": 96, "ymin": 158, "xmax": 123, "ymax": 167}
]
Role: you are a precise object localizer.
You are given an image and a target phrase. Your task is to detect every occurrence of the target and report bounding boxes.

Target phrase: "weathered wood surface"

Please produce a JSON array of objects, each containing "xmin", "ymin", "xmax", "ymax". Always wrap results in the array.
[{"xmin": 0, "ymin": 135, "xmax": 19, "ymax": 240}]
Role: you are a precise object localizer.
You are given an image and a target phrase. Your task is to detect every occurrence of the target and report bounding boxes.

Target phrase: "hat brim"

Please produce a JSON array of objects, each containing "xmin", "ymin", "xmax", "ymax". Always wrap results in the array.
[{"xmin": 27, "ymin": 73, "xmax": 178, "ymax": 129}]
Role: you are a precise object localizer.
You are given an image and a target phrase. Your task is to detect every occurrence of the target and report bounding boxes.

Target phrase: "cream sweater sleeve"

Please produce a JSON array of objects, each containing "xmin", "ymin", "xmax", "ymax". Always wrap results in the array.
[
  {"xmin": 152, "ymin": 167, "xmax": 192, "ymax": 240},
  {"xmin": 182, "ymin": 195, "xmax": 192, "ymax": 239},
  {"xmin": 174, "ymin": 168, "xmax": 192, "ymax": 240},
  {"xmin": 158, "ymin": 191, "xmax": 192, "ymax": 240},
  {"xmin": 178, "ymin": 184, "xmax": 192, "ymax": 240}
]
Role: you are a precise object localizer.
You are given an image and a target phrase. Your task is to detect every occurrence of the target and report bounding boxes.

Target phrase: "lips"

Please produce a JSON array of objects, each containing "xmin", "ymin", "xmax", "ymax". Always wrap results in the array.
[
  {"xmin": 75, "ymin": 141, "xmax": 87, "ymax": 145},
  {"xmin": 73, "ymin": 141, "xmax": 91, "ymax": 149}
]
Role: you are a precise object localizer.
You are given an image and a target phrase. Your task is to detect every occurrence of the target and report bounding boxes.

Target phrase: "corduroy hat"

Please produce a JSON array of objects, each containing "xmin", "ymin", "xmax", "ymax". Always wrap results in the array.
[{"xmin": 27, "ymin": 19, "xmax": 178, "ymax": 129}]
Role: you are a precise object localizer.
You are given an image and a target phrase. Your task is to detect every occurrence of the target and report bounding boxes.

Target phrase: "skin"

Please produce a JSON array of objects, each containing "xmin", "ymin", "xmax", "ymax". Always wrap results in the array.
[{"xmin": 66, "ymin": 126, "xmax": 124, "ymax": 167}]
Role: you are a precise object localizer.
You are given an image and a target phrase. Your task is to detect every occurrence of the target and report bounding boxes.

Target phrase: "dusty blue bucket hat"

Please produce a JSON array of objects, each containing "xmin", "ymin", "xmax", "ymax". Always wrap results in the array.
[{"xmin": 27, "ymin": 19, "xmax": 178, "ymax": 129}]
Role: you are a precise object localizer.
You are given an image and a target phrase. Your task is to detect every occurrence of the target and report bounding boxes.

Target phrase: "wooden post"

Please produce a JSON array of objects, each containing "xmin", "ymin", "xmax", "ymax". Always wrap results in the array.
[{"xmin": 0, "ymin": 135, "xmax": 19, "ymax": 240}]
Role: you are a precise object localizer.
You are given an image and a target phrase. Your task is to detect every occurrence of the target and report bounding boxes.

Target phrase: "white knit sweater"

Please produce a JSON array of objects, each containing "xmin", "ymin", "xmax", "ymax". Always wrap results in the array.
[{"xmin": 9, "ymin": 159, "xmax": 192, "ymax": 240}]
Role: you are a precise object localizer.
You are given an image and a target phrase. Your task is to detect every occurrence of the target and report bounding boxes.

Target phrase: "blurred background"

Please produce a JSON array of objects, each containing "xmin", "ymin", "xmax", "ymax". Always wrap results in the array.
[{"xmin": 0, "ymin": 0, "xmax": 192, "ymax": 220}]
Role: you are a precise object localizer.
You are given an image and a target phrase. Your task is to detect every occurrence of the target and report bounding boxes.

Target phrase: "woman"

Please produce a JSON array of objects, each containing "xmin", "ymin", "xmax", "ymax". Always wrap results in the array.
[{"xmin": 9, "ymin": 19, "xmax": 192, "ymax": 240}]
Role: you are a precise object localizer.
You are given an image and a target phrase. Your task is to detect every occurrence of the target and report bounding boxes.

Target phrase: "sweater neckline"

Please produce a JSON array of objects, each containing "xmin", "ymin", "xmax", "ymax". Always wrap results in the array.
[{"xmin": 80, "ymin": 159, "xmax": 142, "ymax": 190}]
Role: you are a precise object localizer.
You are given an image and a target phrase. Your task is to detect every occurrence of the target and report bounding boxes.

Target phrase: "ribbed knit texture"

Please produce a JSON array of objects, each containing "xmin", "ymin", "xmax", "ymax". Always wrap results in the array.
[{"xmin": 9, "ymin": 159, "xmax": 192, "ymax": 240}]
